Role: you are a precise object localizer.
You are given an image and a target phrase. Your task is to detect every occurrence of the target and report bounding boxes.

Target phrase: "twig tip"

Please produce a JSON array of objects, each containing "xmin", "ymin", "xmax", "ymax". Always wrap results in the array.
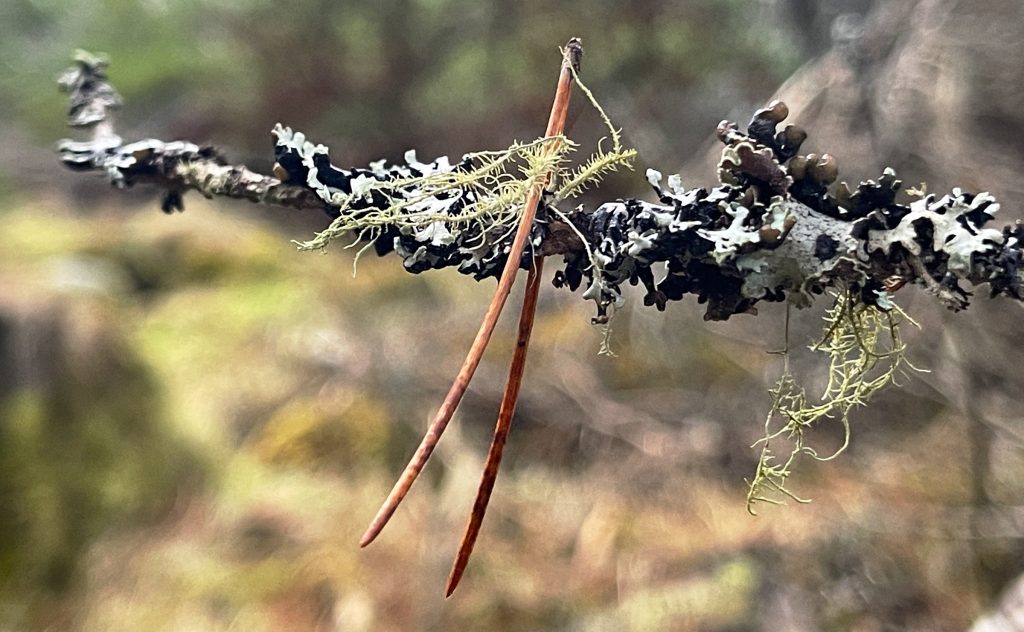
[{"xmin": 565, "ymin": 38, "xmax": 583, "ymax": 73}]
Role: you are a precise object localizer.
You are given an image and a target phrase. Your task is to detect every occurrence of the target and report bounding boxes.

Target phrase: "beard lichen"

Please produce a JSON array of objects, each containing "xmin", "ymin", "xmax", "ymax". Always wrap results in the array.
[
  {"xmin": 745, "ymin": 289, "xmax": 921, "ymax": 514},
  {"xmin": 295, "ymin": 134, "xmax": 571, "ymax": 251},
  {"xmin": 282, "ymin": 71, "xmax": 637, "ymax": 281}
]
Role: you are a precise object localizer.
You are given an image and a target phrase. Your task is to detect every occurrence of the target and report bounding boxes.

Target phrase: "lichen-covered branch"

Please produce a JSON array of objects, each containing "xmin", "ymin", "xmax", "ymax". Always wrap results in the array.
[
  {"xmin": 555, "ymin": 104, "xmax": 1022, "ymax": 321},
  {"xmin": 58, "ymin": 52, "xmax": 1024, "ymax": 323},
  {"xmin": 58, "ymin": 51, "xmax": 325, "ymax": 215}
]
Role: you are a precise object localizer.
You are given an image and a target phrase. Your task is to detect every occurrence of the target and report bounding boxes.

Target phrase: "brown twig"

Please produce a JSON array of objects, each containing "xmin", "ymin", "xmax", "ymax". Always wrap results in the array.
[
  {"xmin": 359, "ymin": 38, "xmax": 582, "ymax": 548},
  {"xmin": 445, "ymin": 256, "xmax": 545, "ymax": 597}
]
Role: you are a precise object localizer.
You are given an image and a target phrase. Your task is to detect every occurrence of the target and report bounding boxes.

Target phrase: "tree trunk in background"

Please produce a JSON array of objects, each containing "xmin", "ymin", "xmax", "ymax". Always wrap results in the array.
[
  {"xmin": 725, "ymin": 0, "xmax": 1024, "ymax": 623},
  {"xmin": 766, "ymin": 0, "xmax": 1024, "ymax": 209},
  {"xmin": 0, "ymin": 284, "xmax": 200, "ymax": 607}
]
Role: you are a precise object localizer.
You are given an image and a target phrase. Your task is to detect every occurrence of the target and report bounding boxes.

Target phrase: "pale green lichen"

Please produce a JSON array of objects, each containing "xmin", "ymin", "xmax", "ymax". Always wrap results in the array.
[
  {"xmin": 745, "ymin": 290, "xmax": 921, "ymax": 514},
  {"xmin": 697, "ymin": 202, "xmax": 764, "ymax": 264},
  {"xmin": 552, "ymin": 64, "xmax": 636, "ymax": 203},
  {"xmin": 296, "ymin": 71, "xmax": 637, "ymax": 270},
  {"xmin": 297, "ymin": 135, "xmax": 570, "ymax": 252}
]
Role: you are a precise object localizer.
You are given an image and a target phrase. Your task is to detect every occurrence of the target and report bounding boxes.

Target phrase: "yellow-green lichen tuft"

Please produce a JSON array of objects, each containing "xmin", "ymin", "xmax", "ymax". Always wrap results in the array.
[
  {"xmin": 296, "ymin": 72, "xmax": 636, "ymax": 273},
  {"xmin": 745, "ymin": 289, "xmax": 923, "ymax": 514}
]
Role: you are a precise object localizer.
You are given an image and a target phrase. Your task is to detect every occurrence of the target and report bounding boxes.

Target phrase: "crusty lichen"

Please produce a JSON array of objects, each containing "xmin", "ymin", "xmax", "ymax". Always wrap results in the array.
[
  {"xmin": 551, "ymin": 100, "xmax": 1023, "ymax": 323},
  {"xmin": 736, "ymin": 200, "xmax": 859, "ymax": 308}
]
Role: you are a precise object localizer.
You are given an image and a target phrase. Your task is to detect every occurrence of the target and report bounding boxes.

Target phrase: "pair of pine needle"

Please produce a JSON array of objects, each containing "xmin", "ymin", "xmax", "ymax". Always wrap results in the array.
[{"xmin": 358, "ymin": 38, "xmax": 583, "ymax": 597}]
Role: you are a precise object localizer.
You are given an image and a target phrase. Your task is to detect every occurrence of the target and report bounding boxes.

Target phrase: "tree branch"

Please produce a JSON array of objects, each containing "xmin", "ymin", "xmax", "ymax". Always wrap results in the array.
[
  {"xmin": 57, "ymin": 50, "xmax": 1024, "ymax": 325},
  {"xmin": 57, "ymin": 51, "xmax": 327, "ymax": 215}
]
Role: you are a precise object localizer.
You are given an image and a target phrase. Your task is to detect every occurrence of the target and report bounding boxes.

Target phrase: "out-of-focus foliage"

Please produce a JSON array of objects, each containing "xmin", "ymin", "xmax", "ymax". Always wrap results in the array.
[
  {"xmin": 0, "ymin": 0, "xmax": 808, "ymax": 185},
  {"xmin": 2, "ymin": 0, "xmax": 1024, "ymax": 630},
  {"xmin": 2, "ymin": 199, "xmax": 1005, "ymax": 631},
  {"xmin": 0, "ymin": 278, "xmax": 202, "ymax": 598}
]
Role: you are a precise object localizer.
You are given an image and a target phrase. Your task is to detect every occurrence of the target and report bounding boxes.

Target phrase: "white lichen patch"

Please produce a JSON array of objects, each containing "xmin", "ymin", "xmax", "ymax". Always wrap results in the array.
[
  {"xmin": 646, "ymin": 169, "xmax": 692, "ymax": 204},
  {"xmin": 698, "ymin": 196, "xmax": 797, "ymax": 266},
  {"xmin": 866, "ymin": 189, "xmax": 1003, "ymax": 274},
  {"xmin": 698, "ymin": 202, "xmax": 759, "ymax": 263},
  {"xmin": 737, "ymin": 200, "xmax": 859, "ymax": 306},
  {"xmin": 666, "ymin": 174, "xmax": 685, "ymax": 197},
  {"xmin": 413, "ymin": 221, "xmax": 456, "ymax": 247}
]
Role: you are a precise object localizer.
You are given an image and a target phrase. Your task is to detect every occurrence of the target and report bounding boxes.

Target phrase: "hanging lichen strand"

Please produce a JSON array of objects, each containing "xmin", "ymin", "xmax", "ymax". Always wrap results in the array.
[{"xmin": 746, "ymin": 289, "xmax": 920, "ymax": 513}]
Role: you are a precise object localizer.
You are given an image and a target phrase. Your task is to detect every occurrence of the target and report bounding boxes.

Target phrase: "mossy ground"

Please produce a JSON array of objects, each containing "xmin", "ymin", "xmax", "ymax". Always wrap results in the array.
[{"xmin": 0, "ymin": 198, "xmax": 1018, "ymax": 631}]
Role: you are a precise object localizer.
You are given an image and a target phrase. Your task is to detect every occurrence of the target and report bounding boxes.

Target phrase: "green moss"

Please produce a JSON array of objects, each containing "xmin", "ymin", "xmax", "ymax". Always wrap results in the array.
[
  {"xmin": 249, "ymin": 394, "xmax": 392, "ymax": 472},
  {"xmin": 0, "ymin": 334, "xmax": 202, "ymax": 600}
]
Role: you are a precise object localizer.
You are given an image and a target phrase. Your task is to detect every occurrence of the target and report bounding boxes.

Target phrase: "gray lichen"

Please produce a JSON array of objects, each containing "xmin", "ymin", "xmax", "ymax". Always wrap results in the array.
[
  {"xmin": 57, "ymin": 52, "xmax": 1024, "ymax": 323},
  {"xmin": 552, "ymin": 100, "xmax": 1024, "ymax": 321}
]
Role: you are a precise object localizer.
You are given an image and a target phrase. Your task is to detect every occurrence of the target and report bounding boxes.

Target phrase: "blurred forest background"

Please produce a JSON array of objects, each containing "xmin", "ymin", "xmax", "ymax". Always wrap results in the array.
[{"xmin": 1, "ymin": 0, "xmax": 1024, "ymax": 630}]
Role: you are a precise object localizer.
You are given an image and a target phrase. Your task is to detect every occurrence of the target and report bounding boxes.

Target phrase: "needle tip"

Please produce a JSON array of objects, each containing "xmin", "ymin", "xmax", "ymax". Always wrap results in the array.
[
  {"xmin": 359, "ymin": 528, "xmax": 377, "ymax": 548},
  {"xmin": 446, "ymin": 552, "xmax": 471, "ymax": 598},
  {"xmin": 565, "ymin": 38, "xmax": 583, "ymax": 72},
  {"xmin": 444, "ymin": 577, "xmax": 460, "ymax": 598}
]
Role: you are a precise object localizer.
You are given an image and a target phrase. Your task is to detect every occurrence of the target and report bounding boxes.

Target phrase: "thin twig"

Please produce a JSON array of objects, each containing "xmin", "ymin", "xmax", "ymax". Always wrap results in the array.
[{"xmin": 358, "ymin": 38, "xmax": 582, "ymax": 548}]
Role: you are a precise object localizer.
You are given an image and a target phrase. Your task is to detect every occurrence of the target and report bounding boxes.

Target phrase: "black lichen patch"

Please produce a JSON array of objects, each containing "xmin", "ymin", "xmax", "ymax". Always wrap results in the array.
[
  {"xmin": 985, "ymin": 223, "xmax": 1024, "ymax": 300},
  {"xmin": 58, "ymin": 56, "xmax": 1024, "ymax": 322},
  {"xmin": 273, "ymin": 125, "xmax": 545, "ymax": 280},
  {"xmin": 856, "ymin": 189, "xmax": 1009, "ymax": 310},
  {"xmin": 814, "ymin": 234, "xmax": 841, "ymax": 260},
  {"xmin": 549, "ymin": 103, "xmax": 1021, "ymax": 320}
]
